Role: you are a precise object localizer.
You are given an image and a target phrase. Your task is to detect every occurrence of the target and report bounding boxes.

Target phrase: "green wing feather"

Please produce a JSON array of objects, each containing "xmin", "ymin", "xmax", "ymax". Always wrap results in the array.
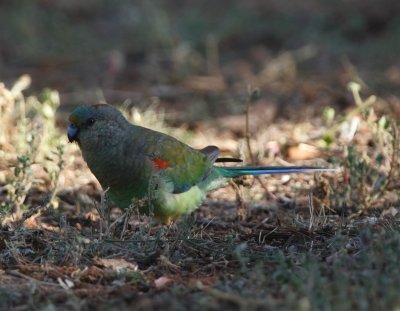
[{"xmin": 131, "ymin": 125, "xmax": 215, "ymax": 193}]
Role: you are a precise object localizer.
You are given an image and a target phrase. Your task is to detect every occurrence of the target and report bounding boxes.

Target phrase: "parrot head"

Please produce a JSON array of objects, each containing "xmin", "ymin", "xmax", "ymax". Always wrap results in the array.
[{"xmin": 68, "ymin": 104, "xmax": 129, "ymax": 148}]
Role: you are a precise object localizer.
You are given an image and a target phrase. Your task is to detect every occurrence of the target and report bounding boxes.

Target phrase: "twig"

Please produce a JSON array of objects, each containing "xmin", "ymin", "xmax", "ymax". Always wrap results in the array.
[
  {"xmin": 17, "ymin": 204, "xmax": 49, "ymax": 227},
  {"xmin": 373, "ymin": 122, "xmax": 399, "ymax": 201},
  {"xmin": 229, "ymin": 180, "xmax": 247, "ymax": 221},
  {"xmin": 7, "ymin": 269, "xmax": 61, "ymax": 288},
  {"xmin": 322, "ymin": 82, "xmax": 376, "ymax": 140},
  {"xmin": 97, "ymin": 187, "xmax": 110, "ymax": 239},
  {"xmin": 243, "ymin": 85, "xmax": 276, "ymax": 200},
  {"xmin": 196, "ymin": 281, "xmax": 273, "ymax": 307},
  {"xmin": 244, "ymin": 86, "xmax": 259, "ymax": 164},
  {"xmin": 308, "ymin": 191, "xmax": 314, "ymax": 232}
]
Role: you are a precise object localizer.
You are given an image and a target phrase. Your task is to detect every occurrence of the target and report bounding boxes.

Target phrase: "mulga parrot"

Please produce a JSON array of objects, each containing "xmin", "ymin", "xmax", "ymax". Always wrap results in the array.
[{"xmin": 68, "ymin": 104, "xmax": 335, "ymax": 223}]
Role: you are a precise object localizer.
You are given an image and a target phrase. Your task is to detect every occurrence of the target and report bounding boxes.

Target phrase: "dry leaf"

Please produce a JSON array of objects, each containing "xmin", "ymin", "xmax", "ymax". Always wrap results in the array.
[
  {"xmin": 381, "ymin": 206, "xmax": 398, "ymax": 218},
  {"xmin": 154, "ymin": 276, "xmax": 173, "ymax": 289},
  {"xmin": 287, "ymin": 143, "xmax": 320, "ymax": 161},
  {"xmin": 94, "ymin": 258, "xmax": 138, "ymax": 273},
  {"xmin": 57, "ymin": 277, "xmax": 74, "ymax": 290},
  {"xmin": 184, "ymin": 75, "xmax": 226, "ymax": 92}
]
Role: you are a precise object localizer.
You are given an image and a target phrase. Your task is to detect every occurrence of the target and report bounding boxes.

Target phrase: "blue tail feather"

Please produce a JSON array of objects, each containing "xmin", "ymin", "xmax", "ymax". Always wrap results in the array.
[{"xmin": 216, "ymin": 165, "xmax": 338, "ymax": 178}]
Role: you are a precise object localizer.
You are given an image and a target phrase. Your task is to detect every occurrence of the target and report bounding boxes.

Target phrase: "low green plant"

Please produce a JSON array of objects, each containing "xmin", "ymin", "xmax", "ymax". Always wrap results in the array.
[
  {"xmin": 321, "ymin": 82, "xmax": 399, "ymax": 211},
  {"xmin": 0, "ymin": 76, "xmax": 65, "ymax": 223}
]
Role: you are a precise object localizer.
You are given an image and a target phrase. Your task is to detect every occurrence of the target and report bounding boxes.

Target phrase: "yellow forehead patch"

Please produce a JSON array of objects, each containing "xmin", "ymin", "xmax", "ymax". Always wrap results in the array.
[{"xmin": 68, "ymin": 114, "xmax": 81, "ymax": 124}]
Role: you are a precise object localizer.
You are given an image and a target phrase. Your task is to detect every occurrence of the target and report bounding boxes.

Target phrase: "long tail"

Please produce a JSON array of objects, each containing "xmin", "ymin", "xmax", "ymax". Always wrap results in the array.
[{"xmin": 216, "ymin": 165, "xmax": 338, "ymax": 178}]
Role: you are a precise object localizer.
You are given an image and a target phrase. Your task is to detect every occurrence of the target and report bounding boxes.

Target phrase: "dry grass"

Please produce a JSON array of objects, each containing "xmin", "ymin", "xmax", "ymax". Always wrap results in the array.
[{"xmin": 0, "ymin": 76, "xmax": 400, "ymax": 311}]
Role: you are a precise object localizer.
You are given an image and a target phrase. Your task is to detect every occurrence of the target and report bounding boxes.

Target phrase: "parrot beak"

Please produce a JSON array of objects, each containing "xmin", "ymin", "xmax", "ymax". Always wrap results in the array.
[{"xmin": 67, "ymin": 123, "xmax": 79, "ymax": 142}]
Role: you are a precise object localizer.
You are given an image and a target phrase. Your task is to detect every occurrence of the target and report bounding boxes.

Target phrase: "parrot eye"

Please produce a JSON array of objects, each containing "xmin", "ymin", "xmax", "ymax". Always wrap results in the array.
[{"xmin": 87, "ymin": 118, "xmax": 96, "ymax": 126}]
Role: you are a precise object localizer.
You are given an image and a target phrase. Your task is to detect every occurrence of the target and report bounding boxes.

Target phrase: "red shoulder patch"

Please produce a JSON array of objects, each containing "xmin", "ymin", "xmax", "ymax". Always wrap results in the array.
[{"xmin": 152, "ymin": 158, "xmax": 172, "ymax": 170}]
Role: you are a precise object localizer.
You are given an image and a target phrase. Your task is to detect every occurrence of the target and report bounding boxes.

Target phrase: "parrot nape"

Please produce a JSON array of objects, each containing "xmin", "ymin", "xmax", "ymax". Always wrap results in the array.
[{"xmin": 68, "ymin": 104, "xmax": 336, "ymax": 224}]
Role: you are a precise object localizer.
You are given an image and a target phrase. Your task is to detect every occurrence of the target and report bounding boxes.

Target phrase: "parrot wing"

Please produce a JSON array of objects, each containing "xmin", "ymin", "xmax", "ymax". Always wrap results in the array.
[{"xmin": 134, "ymin": 126, "xmax": 218, "ymax": 194}]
